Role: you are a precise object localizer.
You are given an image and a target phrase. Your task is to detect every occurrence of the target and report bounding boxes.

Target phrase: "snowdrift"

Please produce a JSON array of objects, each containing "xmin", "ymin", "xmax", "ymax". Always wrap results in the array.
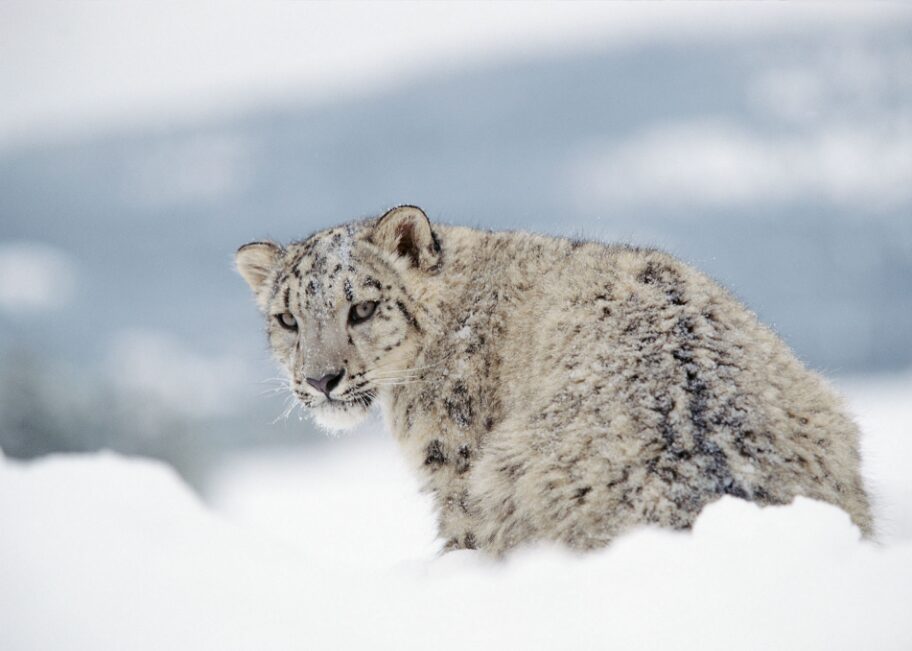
[{"xmin": 2, "ymin": 376, "xmax": 911, "ymax": 650}]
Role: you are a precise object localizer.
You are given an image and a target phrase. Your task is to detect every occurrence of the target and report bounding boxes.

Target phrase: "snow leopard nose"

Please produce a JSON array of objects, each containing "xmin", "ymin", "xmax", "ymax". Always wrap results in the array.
[{"xmin": 306, "ymin": 369, "xmax": 345, "ymax": 397}]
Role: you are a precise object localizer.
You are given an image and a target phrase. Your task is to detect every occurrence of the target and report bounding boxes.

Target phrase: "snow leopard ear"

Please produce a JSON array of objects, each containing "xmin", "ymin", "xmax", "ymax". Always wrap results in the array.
[
  {"xmin": 235, "ymin": 241, "xmax": 282, "ymax": 308},
  {"xmin": 371, "ymin": 205, "xmax": 441, "ymax": 273}
]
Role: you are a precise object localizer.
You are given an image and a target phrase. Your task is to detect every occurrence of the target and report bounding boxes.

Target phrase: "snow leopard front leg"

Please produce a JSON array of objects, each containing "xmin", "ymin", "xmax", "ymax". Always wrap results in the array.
[
  {"xmin": 420, "ymin": 437, "xmax": 484, "ymax": 552},
  {"xmin": 386, "ymin": 385, "xmax": 485, "ymax": 552}
]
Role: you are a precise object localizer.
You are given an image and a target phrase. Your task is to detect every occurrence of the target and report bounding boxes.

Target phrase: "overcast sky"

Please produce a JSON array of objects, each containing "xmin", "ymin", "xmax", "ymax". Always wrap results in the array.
[{"xmin": 0, "ymin": 2, "xmax": 908, "ymax": 150}]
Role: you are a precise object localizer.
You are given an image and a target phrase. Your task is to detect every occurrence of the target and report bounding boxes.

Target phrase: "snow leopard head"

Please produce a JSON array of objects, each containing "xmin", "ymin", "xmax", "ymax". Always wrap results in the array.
[{"xmin": 235, "ymin": 205, "xmax": 441, "ymax": 431}]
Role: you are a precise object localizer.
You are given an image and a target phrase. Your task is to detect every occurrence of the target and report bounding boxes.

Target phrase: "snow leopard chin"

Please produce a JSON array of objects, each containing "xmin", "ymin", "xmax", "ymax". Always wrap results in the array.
[{"xmin": 311, "ymin": 401, "xmax": 372, "ymax": 432}]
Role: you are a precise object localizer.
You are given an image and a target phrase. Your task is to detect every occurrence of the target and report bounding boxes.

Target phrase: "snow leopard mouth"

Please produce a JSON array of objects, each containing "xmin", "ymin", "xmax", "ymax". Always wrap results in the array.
[
  {"xmin": 328, "ymin": 393, "xmax": 374, "ymax": 409},
  {"xmin": 293, "ymin": 388, "xmax": 375, "ymax": 409},
  {"xmin": 311, "ymin": 391, "xmax": 375, "ymax": 412}
]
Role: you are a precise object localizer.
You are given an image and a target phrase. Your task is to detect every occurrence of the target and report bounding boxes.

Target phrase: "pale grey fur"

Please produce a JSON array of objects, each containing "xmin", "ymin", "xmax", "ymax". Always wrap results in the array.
[{"xmin": 236, "ymin": 206, "xmax": 873, "ymax": 554}]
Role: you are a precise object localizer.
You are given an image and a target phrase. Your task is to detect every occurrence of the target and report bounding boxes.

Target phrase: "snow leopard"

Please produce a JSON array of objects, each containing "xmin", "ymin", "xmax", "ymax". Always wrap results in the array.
[{"xmin": 235, "ymin": 205, "xmax": 873, "ymax": 554}]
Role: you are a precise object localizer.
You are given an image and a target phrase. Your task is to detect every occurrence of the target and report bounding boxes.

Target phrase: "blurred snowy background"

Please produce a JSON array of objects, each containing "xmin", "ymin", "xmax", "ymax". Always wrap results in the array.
[{"xmin": 1, "ymin": 3, "xmax": 911, "ymax": 649}]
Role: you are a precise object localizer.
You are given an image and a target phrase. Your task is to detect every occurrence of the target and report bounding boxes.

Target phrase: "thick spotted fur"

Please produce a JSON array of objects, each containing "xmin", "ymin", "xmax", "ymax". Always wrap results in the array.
[{"xmin": 236, "ymin": 206, "xmax": 874, "ymax": 554}]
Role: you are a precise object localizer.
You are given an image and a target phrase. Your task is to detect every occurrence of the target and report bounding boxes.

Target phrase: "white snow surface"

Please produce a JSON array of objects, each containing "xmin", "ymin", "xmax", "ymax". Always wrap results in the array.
[{"xmin": 2, "ymin": 375, "xmax": 911, "ymax": 650}]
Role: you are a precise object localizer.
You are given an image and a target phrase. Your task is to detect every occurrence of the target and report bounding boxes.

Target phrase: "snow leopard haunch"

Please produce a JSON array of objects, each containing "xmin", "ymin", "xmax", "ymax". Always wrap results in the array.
[{"xmin": 235, "ymin": 205, "xmax": 873, "ymax": 554}]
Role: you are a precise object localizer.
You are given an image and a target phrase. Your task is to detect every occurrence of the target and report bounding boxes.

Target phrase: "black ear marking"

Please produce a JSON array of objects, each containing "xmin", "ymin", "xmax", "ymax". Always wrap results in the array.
[
  {"xmin": 395, "ymin": 220, "xmax": 422, "ymax": 267},
  {"xmin": 371, "ymin": 205, "xmax": 441, "ymax": 272}
]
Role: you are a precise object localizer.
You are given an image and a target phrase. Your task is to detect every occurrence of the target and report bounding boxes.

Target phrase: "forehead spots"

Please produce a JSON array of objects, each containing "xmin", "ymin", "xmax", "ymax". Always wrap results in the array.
[{"xmin": 280, "ymin": 226, "xmax": 364, "ymax": 316}]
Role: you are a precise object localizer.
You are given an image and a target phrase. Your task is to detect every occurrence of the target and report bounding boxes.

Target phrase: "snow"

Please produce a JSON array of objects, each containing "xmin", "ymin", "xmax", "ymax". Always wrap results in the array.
[
  {"xmin": 569, "ymin": 41, "xmax": 912, "ymax": 213},
  {"xmin": 842, "ymin": 373, "xmax": 912, "ymax": 543},
  {"xmin": 570, "ymin": 120, "xmax": 912, "ymax": 210},
  {"xmin": 2, "ymin": 376, "xmax": 911, "ymax": 650},
  {"xmin": 105, "ymin": 329, "xmax": 251, "ymax": 418},
  {"xmin": 3, "ymin": 3, "xmax": 907, "ymax": 149},
  {"xmin": 0, "ymin": 242, "xmax": 77, "ymax": 314}
]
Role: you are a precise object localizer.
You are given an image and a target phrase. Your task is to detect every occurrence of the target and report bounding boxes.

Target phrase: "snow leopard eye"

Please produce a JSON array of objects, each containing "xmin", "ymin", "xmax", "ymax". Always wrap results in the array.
[
  {"xmin": 275, "ymin": 312, "xmax": 298, "ymax": 331},
  {"xmin": 349, "ymin": 301, "xmax": 378, "ymax": 325}
]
